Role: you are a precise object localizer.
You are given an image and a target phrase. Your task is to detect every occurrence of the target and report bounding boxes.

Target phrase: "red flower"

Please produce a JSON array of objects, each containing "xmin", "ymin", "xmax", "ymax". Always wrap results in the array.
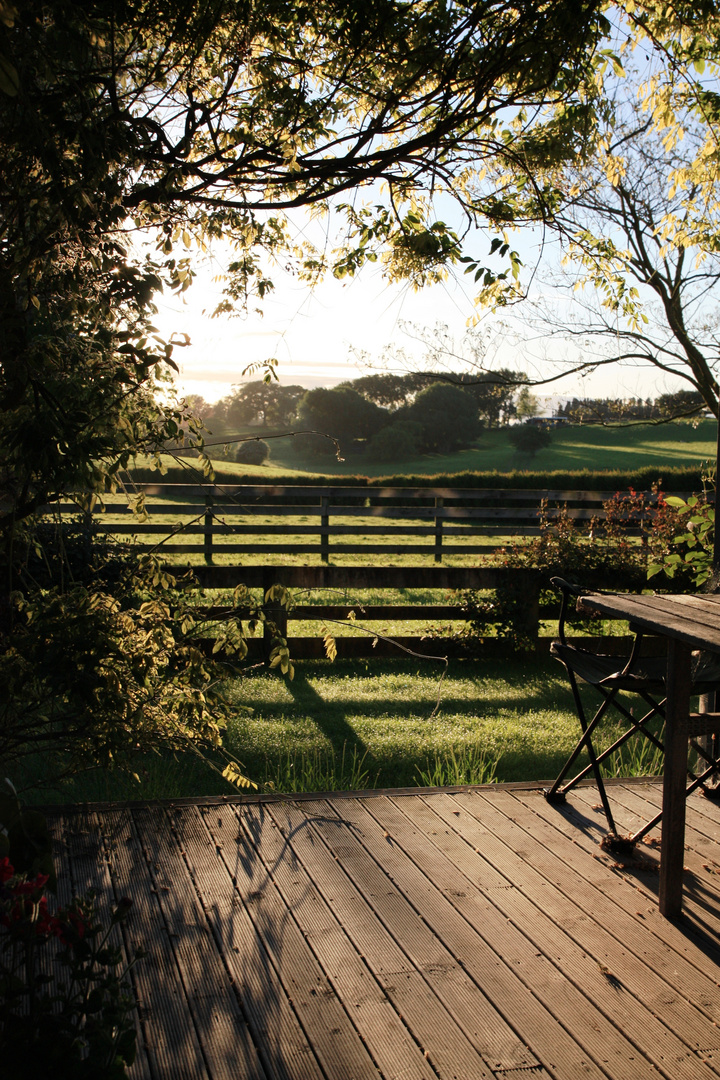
[
  {"xmin": 0, "ymin": 857, "xmax": 14, "ymax": 884},
  {"xmin": 53, "ymin": 904, "xmax": 88, "ymax": 945}
]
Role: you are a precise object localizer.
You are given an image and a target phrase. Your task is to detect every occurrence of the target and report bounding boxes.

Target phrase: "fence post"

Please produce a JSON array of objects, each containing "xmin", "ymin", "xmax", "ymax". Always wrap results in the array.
[
  {"xmin": 527, "ymin": 571, "xmax": 540, "ymax": 655},
  {"xmin": 321, "ymin": 495, "xmax": 330, "ymax": 564},
  {"xmin": 203, "ymin": 490, "xmax": 214, "ymax": 564},
  {"xmin": 434, "ymin": 497, "xmax": 443, "ymax": 563},
  {"xmin": 509, "ymin": 569, "xmax": 541, "ymax": 656},
  {"xmin": 262, "ymin": 571, "xmax": 288, "ymax": 663}
]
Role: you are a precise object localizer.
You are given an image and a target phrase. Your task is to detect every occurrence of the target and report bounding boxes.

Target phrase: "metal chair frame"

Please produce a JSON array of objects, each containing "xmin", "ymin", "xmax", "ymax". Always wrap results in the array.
[{"xmin": 546, "ymin": 577, "xmax": 720, "ymax": 844}]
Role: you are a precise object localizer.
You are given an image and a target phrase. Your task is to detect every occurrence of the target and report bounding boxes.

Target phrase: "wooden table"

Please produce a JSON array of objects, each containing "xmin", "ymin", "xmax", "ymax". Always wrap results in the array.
[{"xmin": 575, "ymin": 591, "xmax": 720, "ymax": 917}]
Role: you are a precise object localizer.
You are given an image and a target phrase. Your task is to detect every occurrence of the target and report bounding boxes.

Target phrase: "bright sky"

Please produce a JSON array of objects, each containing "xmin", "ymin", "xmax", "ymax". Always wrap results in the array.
[{"xmin": 153, "ymin": 226, "xmax": 692, "ymax": 408}]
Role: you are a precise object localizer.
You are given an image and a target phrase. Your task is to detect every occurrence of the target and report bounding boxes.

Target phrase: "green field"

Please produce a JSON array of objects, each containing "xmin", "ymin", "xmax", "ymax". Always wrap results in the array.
[
  {"xmin": 33, "ymin": 657, "xmax": 669, "ymax": 806},
  {"xmin": 195, "ymin": 418, "xmax": 717, "ymax": 480}
]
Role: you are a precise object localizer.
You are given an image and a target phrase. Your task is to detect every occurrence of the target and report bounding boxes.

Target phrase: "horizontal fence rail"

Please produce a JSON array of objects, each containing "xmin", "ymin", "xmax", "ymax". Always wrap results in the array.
[
  {"xmin": 38, "ymin": 483, "xmax": 681, "ymax": 564},
  {"xmin": 184, "ymin": 565, "xmax": 543, "ymax": 659}
]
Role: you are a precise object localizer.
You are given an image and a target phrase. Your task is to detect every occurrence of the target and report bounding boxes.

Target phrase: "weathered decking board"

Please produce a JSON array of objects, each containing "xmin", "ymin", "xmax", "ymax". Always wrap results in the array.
[{"xmin": 46, "ymin": 782, "xmax": 720, "ymax": 1080}]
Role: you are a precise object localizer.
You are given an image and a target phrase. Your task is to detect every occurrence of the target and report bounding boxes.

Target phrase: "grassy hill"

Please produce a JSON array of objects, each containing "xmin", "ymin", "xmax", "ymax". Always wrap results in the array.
[
  {"xmin": 126, "ymin": 418, "xmax": 716, "ymax": 485},
  {"xmin": 265, "ymin": 418, "xmax": 717, "ymax": 478}
]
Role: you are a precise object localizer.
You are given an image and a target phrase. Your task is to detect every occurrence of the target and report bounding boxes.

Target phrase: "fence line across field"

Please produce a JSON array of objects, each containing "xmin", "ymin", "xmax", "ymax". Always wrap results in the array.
[{"xmin": 47, "ymin": 483, "xmax": 676, "ymax": 565}]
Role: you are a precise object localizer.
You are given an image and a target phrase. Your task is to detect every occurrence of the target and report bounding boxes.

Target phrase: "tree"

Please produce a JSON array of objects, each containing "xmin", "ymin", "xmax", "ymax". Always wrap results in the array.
[
  {"xmin": 368, "ymin": 325, "xmax": 523, "ymax": 427},
  {"xmin": 398, "ymin": 383, "xmax": 481, "ymax": 453},
  {"xmin": 656, "ymin": 391, "xmax": 708, "ymax": 419},
  {"xmin": 338, "ymin": 374, "xmax": 428, "ymax": 410},
  {"xmin": 509, "ymin": 90, "xmax": 720, "ymax": 416},
  {"xmin": 0, "ymin": 0, "xmax": 619, "ymax": 543},
  {"xmin": 557, "ymin": 397, "xmax": 659, "ymax": 422},
  {"xmin": 1, "ymin": 1, "xmax": 717, "ymax": 787},
  {"xmin": 515, "ymin": 388, "xmax": 540, "ymax": 421},
  {"xmin": 214, "ymin": 382, "xmax": 306, "ymax": 431},
  {"xmin": 446, "ymin": 372, "xmax": 519, "ymax": 428},
  {"xmin": 297, "ymin": 387, "xmax": 387, "ymax": 455}
]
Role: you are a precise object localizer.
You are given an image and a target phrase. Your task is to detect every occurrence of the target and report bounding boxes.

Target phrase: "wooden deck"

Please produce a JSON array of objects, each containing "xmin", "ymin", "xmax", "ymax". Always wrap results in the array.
[{"xmin": 47, "ymin": 780, "xmax": 720, "ymax": 1080}]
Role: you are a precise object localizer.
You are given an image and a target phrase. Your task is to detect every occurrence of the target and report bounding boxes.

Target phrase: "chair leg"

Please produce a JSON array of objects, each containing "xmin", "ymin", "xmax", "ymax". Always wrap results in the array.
[
  {"xmin": 690, "ymin": 739, "xmax": 720, "ymax": 797},
  {"xmin": 545, "ymin": 669, "xmax": 619, "ymax": 836},
  {"xmin": 627, "ymin": 760, "xmax": 720, "ymax": 844},
  {"xmin": 560, "ymin": 699, "xmax": 665, "ymax": 791}
]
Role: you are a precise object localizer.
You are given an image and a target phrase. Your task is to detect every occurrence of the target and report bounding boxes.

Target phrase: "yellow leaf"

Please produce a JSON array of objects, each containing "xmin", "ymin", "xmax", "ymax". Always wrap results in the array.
[{"xmin": 222, "ymin": 762, "xmax": 257, "ymax": 790}]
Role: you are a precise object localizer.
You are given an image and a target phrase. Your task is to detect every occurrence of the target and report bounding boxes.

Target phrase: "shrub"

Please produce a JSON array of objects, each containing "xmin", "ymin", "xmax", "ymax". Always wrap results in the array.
[
  {"xmin": 0, "ymin": 789, "xmax": 142, "ymax": 1079},
  {"xmin": 508, "ymin": 424, "xmax": 552, "ymax": 456},
  {"xmin": 234, "ymin": 438, "xmax": 270, "ymax": 465},
  {"xmin": 0, "ymin": 862, "xmax": 141, "ymax": 1079},
  {"xmin": 457, "ymin": 488, "xmax": 684, "ymax": 652},
  {"xmin": 398, "ymin": 382, "xmax": 480, "ymax": 452}
]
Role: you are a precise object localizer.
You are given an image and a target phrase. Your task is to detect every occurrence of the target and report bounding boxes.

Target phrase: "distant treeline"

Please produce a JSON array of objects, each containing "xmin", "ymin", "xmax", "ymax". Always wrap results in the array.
[
  {"xmin": 556, "ymin": 390, "xmax": 707, "ymax": 422},
  {"xmin": 184, "ymin": 372, "xmax": 522, "ymax": 464},
  {"xmin": 179, "ymin": 378, "xmax": 711, "ymax": 467}
]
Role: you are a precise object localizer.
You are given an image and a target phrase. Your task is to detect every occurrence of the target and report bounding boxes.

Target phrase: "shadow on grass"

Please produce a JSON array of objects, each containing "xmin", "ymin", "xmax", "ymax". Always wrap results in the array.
[
  {"xmin": 23, "ymin": 656, "xmax": 601, "ymax": 803},
  {"xmin": 283, "ymin": 670, "xmax": 371, "ymax": 756}
]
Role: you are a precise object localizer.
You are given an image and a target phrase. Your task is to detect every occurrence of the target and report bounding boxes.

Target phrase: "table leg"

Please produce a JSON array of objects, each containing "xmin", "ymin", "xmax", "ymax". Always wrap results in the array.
[{"xmin": 659, "ymin": 638, "xmax": 691, "ymax": 917}]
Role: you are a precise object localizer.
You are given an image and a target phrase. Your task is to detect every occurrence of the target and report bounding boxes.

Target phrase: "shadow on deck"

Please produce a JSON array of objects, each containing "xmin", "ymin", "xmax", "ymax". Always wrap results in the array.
[{"xmin": 47, "ymin": 780, "xmax": 720, "ymax": 1080}]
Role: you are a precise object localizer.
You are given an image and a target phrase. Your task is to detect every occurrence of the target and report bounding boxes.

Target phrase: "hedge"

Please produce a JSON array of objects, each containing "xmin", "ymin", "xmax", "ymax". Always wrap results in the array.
[{"xmin": 120, "ymin": 462, "xmax": 706, "ymax": 492}]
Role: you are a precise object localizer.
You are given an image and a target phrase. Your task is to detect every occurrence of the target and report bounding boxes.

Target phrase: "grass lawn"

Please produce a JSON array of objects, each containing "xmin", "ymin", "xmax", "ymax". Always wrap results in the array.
[{"xmin": 34, "ymin": 656, "xmax": 666, "ymax": 806}]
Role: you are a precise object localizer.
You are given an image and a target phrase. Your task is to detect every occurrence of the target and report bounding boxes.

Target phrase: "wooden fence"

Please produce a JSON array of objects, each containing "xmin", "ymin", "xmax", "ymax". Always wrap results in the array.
[
  {"xmin": 36, "ymin": 483, "xmax": 670, "ymax": 658},
  {"xmin": 187, "ymin": 563, "xmax": 543, "ymax": 659},
  {"xmin": 62, "ymin": 483, "xmax": 660, "ymax": 563}
]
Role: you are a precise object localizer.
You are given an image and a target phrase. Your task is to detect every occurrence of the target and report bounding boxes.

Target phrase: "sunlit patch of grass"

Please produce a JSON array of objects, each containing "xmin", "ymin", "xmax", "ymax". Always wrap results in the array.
[
  {"xmin": 264, "ymin": 743, "xmax": 376, "ymax": 793},
  {"xmin": 31, "ymin": 657, "xmax": 604, "ymax": 804},
  {"xmin": 598, "ymin": 721, "xmax": 665, "ymax": 779},
  {"xmin": 415, "ymin": 743, "xmax": 500, "ymax": 787},
  {"xmin": 223, "ymin": 657, "xmax": 583, "ymax": 788}
]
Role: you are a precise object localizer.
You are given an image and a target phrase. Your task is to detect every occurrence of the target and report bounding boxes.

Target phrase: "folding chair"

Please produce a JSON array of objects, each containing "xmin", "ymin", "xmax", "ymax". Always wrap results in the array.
[{"xmin": 545, "ymin": 577, "xmax": 720, "ymax": 846}]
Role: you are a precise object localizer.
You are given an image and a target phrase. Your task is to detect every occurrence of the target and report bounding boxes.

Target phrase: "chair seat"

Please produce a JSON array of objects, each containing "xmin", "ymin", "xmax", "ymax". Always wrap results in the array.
[
  {"xmin": 549, "ymin": 641, "xmax": 665, "ymax": 690},
  {"xmin": 550, "ymin": 640, "xmax": 720, "ymax": 695}
]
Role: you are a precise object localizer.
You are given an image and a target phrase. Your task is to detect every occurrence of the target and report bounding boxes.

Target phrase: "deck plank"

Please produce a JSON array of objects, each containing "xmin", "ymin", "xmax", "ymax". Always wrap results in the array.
[
  {"xmin": 438, "ymin": 790, "xmax": 720, "ymax": 1067},
  {"xmin": 101, "ymin": 809, "xmax": 212, "ymax": 1080},
  {"xmin": 568, "ymin": 785, "xmax": 720, "ymax": 969},
  {"xmin": 131, "ymin": 805, "xmax": 268, "ymax": 1080},
  {"xmin": 323, "ymin": 794, "xmax": 625, "ymax": 1080},
  {"xmin": 168, "ymin": 803, "xmax": 325, "ymax": 1080},
  {"xmin": 43, "ymin": 783, "xmax": 720, "ymax": 1080},
  {"xmin": 231, "ymin": 799, "xmax": 439, "ymax": 1080},
  {"xmin": 197, "ymin": 802, "xmax": 391, "ymax": 1080},
  {"xmin": 493, "ymin": 787, "xmax": 720, "ymax": 1013}
]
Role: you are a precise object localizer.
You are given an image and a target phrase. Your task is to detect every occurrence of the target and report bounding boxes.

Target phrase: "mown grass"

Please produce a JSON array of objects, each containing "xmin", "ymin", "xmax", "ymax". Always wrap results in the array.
[{"xmin": 31, "ymin": 657, "xmax": 673, "ymax": 806}]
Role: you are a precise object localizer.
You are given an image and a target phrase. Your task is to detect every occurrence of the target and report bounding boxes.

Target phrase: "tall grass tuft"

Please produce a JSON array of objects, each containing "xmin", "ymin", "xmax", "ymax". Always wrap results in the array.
[
  {"xmin": 415, "ymin": 744, "xmax": 500, "ymax": 787},
  {"xmin": 599, "ymin": 725, "xmax": 665, "ymax": 779},
  {"xmin": 265, "ymin": 743, "xmax": 375, "ymax": 793}
]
